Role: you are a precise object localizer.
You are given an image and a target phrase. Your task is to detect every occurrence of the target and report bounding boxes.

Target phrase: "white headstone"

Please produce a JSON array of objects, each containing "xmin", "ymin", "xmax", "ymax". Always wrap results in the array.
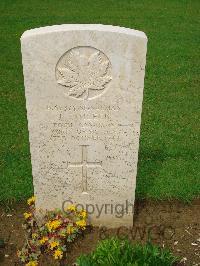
[{"xmin": 21, "ymin": 24, "xmax": 147, "ymax": 227}]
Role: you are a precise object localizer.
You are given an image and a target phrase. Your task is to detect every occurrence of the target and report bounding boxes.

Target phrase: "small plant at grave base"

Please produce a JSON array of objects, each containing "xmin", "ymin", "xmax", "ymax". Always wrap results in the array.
[
  {"xmin": 76, "ymin": 237, "xmax": 179, "ymax": 266},
  {"xmin": 17, "ymin": 196, "xmax": 88, "ymax": 266}
]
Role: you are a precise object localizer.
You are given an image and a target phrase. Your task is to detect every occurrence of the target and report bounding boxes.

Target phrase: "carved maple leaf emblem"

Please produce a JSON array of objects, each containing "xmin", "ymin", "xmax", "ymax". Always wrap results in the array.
[{"xmin": 57, "ymin": 50, "xmax": 112, "ymax": 99}]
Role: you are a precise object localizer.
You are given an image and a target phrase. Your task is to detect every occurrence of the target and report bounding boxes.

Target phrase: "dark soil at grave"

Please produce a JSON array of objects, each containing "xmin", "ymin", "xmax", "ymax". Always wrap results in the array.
[{"xmin": 0, "ymin": 200, "xmax": 199, "ymax": 266}]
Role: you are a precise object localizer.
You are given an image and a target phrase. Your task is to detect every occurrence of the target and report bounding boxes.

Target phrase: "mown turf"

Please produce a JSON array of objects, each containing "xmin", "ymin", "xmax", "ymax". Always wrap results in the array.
[{"xmin": 0, "ymin": 0, "xmax": 199, "ymax": 202}]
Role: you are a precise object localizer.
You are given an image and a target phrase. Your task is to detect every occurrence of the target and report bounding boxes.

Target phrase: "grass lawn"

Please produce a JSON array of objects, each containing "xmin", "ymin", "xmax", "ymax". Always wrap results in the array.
[{"xmin": 0, "ymin": 0, "xmax": 199, "ymax": 203}]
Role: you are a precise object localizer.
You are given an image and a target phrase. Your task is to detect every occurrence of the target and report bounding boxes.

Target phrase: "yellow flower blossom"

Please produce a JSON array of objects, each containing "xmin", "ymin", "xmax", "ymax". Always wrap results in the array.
[
  {"xmin": 50, "ymin": 241, "xmax": 59, "ymax": 250},
  {"xmin": 32, "ymin": 233, "xmax": 38, "ymax": 239},
  {"xmin": 67, "ymin": 204, "xmax": 76, "ymax": 212},
  {"xmin": 66, "ymin": 225, "xmax": 75, "ymax": 234},
  {"xmin": 76, "ymin": 219, "xmax": 86, "ymax": 229},
  {"xmin": 39, "ymin": 236, "xmax": 48, "ymax": 244},
  {"xmin": 25, "ymin": 261, "xmax": 38, "ymax": 266},
  {"xmin": 46, "ymin": 220, "xmax": 62, "ymax": 231},
  {"xmin": 24, "ymin": 212, "xmax": 32, "ymax": 219},
  {"xmin": 27, "ymin": 196, "xmax": 36, "ymax": 205},
  {"xmin": 79, "ymin": 210, "xmax": 87, "ymax": 219},
  {"xmin": 54, "ymin": 249, "xmax": 63, "ymax": 260}
]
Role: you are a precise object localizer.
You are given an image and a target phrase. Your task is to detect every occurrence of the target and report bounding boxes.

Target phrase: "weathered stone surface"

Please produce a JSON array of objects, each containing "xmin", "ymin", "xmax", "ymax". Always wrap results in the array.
[{"xmin": 21, "ymin": 24, "xmax": 147, "ymax": 227}]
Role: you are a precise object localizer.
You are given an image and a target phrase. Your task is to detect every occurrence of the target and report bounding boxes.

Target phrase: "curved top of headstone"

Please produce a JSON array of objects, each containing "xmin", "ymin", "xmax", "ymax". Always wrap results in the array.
[{"xmin": 21, "ymin": 24, "xmax": 147, "ymax": 40}]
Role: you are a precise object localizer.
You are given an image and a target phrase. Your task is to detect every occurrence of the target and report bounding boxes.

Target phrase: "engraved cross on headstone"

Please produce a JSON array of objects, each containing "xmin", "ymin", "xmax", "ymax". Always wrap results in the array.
[{"xmin": 68, "ymin": 145, "xmax": 102, "ymax": 193}]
